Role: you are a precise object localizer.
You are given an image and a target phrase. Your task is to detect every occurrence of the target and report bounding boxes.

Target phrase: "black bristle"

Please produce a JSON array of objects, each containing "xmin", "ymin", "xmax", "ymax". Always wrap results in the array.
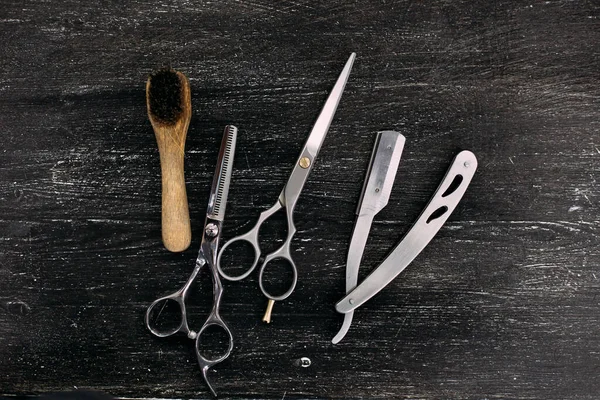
[{"xmin": 148, "ymin": 67, "xmax": 184, "ymax": 124}]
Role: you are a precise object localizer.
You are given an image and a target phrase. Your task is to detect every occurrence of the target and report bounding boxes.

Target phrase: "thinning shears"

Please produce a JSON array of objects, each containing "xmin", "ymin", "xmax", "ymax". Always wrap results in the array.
[
  {"xmin": 217, "ymin": 53, "xmax": 356, "ymax": 322},
  {"xmin": 145, "ymin": 126, "xmax": 237, "ymax": 396}
]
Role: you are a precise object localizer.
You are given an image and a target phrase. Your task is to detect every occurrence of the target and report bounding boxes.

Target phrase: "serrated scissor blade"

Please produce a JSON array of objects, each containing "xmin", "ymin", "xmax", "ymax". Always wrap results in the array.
[{"xmin": 207, "ymin": 125, "xmax": 238, "ymax": 221}]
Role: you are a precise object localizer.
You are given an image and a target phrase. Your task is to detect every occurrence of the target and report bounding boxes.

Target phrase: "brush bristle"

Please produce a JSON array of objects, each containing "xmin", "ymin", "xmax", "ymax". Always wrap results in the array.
[{"xmin": 147, "ymin": 67, "xmax": 184, "ymax": 124}]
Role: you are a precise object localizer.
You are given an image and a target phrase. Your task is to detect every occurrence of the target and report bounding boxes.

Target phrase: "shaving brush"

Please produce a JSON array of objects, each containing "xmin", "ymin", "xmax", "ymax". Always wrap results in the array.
[{"xmin": 146, "ymin": 67, "xmax": 192, "ymax": 252}]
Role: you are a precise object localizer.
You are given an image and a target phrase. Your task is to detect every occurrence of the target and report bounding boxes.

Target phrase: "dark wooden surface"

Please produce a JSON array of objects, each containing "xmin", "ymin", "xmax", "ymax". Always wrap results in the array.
[{"xmin": 1, "ymin": 1, "xmax": 599, "ymax": 398}]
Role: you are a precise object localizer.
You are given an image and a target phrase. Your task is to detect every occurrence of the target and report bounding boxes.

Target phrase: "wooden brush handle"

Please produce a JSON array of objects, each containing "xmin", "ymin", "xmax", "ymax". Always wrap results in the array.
[
  {"xmin": 158, "ymin": 138, "xmax": 191, "ymax": 252},
  {"xmin": 146, "ymin": 70, "xmax": 192, "ymax": 252}
]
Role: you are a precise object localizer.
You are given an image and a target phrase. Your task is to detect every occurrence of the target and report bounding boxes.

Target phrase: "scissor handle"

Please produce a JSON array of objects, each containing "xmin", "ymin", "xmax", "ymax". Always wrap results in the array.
[
  {"xmin": 217, "ymin": 201, "xmax": 282, "ymax": 281},
  {"xmin": 195, "ymin": 265, "xmax": 234, "ymax": 398},
  {"xmin": 195, "ymin": 314, "xmax": 234, "ymax": 365},
  {"xmin": 145, "ymin": 290, "xmax": 189, "ymax": 338},
  {"xmin": 256, "ymin": 183, "xmax": 301, "ymax": 301},
  {"xmin": 258, "ymin": 243, "xmax": 299, "ymax": 301},
  {"xmin": 145, "ymin": 263, "xmax": 201, "ymax": 338}
]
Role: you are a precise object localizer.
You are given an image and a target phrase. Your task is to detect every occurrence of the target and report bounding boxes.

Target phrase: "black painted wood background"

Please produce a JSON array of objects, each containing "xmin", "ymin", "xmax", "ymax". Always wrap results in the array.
[{"xmin": 1, "ymin": 0, "xmax": 599, "ymax": 398}]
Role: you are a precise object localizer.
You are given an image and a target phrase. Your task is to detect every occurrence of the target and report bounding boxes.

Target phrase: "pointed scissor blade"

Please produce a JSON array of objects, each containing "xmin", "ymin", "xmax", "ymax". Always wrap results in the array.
[
  {"xmin": 305, "ymin": 53, "xmax": 355, "ymax": 156},
  {"xmin": 207, "ymin": 125, "xmax": 238, "ymax": 221}
]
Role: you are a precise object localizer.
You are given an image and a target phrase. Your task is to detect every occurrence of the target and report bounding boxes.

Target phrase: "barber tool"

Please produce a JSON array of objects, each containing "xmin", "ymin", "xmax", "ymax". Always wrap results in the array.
[
  {"xmin": 332, "ymin": 130, "xmax": 406, "ymax": 344},
  {"xmin": 217, "ymin": 53, "xmax": 356, "ymax": 323},
  {"xmin": 145, "ymin": 126, "xmax": 237, "ymax": 396},
  {"xmin": 333, "ymin": 149, "xmax": 477, "ymax": 343},
  {"xmin": 146, "ymin": 67, "xmax": 192, "ymax": 252}
]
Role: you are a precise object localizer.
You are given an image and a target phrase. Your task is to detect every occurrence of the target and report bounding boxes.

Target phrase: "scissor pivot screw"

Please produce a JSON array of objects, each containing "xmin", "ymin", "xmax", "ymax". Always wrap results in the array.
[
  {"xmin": 299, "ymin": 157, "xmax": 311, "ymax": 169},
  {"xmin": 464, "ymin": 161, "xmax": 470, "ymax": 168},
  {"xmin": 205, "ymin": 223, "xmax": 219, "ymax": 237},
  {"xmin": 349, "ymin": 298, "xmax": 355, "ymax": 305}
]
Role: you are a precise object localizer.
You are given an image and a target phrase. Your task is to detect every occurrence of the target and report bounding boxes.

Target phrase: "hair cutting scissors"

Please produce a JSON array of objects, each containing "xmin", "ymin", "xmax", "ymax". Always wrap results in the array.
[
  {"xmin": 145, "ymin": 125, "xmax": 237, "ymax": 397},
  {"xmin": 216, "ymin": 53, "xmax": 356, "ymax": 322}
]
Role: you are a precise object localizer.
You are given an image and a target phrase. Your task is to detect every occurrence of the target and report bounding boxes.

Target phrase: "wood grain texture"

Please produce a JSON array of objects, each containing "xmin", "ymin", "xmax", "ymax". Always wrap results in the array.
[{"xmin": 0, "ymin": 0, "xmax": 599, "ymax": 399}]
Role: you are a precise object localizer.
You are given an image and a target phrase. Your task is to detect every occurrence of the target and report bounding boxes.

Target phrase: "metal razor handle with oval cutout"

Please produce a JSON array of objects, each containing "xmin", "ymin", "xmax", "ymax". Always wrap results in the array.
[{"xmin": 335, "ymin": 150, "xmax": 478, "ymax": 313}]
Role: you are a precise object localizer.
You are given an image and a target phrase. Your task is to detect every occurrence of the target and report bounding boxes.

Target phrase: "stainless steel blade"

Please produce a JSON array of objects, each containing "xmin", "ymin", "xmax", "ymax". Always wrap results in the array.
[
  {"xmin": 207, "ymin": 125, "xmax": 238, "ymax": 221},
  {"xmin": 332, "ymin": 131, "xmax": 405, "ymax": 344},
  {"xmin": 356, "ymin": 131, "xmax": 406, "ymax": 216},
  {"xmin": 336, "ymin": 150, "xmax": 478, "ymax": 314},
  {"xmin": 304, "ymin": 53, "xmax": 355, "ymax": 158},
  {"xmin": 274, "ymin": 53, "xmax": 355, "ymax": 234}
]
